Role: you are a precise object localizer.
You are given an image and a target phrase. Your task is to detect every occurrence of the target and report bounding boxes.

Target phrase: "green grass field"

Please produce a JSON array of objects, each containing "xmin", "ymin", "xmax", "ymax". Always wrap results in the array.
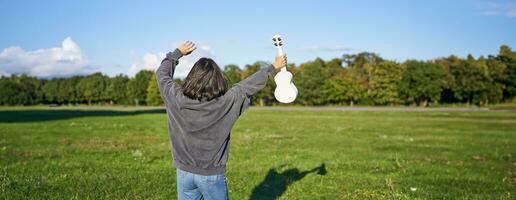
[{"xmin": 0, "ymin": 107, "xmax": 515, "ymax": 199}]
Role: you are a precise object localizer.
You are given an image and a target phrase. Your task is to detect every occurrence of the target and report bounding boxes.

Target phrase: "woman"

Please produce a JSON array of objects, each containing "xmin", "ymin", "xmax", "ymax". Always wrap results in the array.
[{"xmin": 156, "ymin": 41, "xmax": 286, "ymax": 200}]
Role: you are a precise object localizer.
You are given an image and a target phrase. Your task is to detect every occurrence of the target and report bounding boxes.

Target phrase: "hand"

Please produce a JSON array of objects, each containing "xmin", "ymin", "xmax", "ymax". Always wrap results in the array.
[
  {"xmin": 177, "ymin": 41, "xmax": 196, "ymax": 55},
  {"xmin": 273, "ymin": 54, "xmax": 287, "ymax": 69}
]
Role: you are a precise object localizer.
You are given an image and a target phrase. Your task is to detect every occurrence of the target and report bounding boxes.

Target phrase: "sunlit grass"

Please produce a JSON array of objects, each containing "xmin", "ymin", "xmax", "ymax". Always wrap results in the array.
[{"xmin": 0, "ymin": 107, "xmax": 514, "ymax": 199}]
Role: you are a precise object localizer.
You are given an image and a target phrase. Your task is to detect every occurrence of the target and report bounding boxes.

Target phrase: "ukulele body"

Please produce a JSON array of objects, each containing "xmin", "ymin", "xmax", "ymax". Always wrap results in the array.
[{"xmin": 274, "ymin": 68, "xmax": 298, "ymax": 103}]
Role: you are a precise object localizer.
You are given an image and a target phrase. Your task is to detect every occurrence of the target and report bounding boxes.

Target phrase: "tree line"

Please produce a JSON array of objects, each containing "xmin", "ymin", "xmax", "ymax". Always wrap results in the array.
[{"xmin": 1, "ymin": 45, "xmax": 515, "ymax": 106}]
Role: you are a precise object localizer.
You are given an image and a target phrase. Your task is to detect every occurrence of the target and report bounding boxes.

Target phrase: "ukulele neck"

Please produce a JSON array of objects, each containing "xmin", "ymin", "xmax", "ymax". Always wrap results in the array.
[{"xmin": 276, "ymin": 45, "xmax": 284, "ymax": 56}]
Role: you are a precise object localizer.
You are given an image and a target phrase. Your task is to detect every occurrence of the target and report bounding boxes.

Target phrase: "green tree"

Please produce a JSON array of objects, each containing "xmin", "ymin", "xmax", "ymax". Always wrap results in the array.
[
  {"xmin": 434, "ymin": 55, "xmax": 462, "ymax": 103},
  {"xmin": 57, "ymin": 77, "xmax": 82, "ymax": 105},
  {"xmin": 325, "ymin": 58, "xmax": 344, "ymax": 76},
  {"xmin": 294, "ymin": 58, "xmax": 341, "ymax": 105},
  {"xmin": 370, "ymin": 61, "xmax": 403, "ymax": 105},
  {"xmin": 294, "ymin": 59, "xmax": 325, "ymax": 105},
  {"xmin": 146, "ymin": 75, "xmax": 163, "ymax": 106},
  {"xmin": 0, "ymin": 76, "xmax": 28, "ymax": 105},
  {"xmin": 223, "ymin": 64, "xmax": 242, "ymax": 87},
  {"xmin": 107, "ymin": 74, "xmax": 130, "ymax": 104},
  {"xmin": 68, "ymin": 76, "xmax": 84, "ymax": 104},
  {"xmin": 77, "ymin": 72, "xmax": 108, "ymax": 105},
  {"xmin": 127, "ymin": 70, "xmax": 153, "ymax": 105},
  {"xmin": 8, "ymin": 74, "xmax": 44, "ymax": 105},
  {"xmin": 449, "ymin": 55, "xmax": 489, "ymax": 105},
  {"xmin": 497, "ymin": 45, "xmax": 516, "ymax": 100},
  {"xmin": 43, "ymin": 78, "xmax": 60, "ymax": 104},
  {"xmin": 484, "ymin": 56, "xmax": 506, "ymax": 104},
  {"xmin": 322, "ymin": 70, "xmax": 366, "ymax": 106},
  {"xmin": 343, "ymin": 52, "xmax": 384, "ymax": 97},
  {"xmin": 399, "ymin": 60, "xmax": 445, "ymax": 106}
]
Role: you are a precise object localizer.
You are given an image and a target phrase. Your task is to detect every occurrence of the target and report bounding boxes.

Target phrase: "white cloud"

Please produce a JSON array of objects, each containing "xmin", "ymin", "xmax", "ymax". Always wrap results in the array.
[
  {"xmin": 0, "ymin": 37, "xmax": 94, "ymax": 78},
  {"xmin": 298, "ymin": 45, "xmax": 351, "ymax": 53},
  {"xmin": 129, "ymin": 44, "xmax": 215, "ymax": 78},
  {"xmin": 477, "ymin": 1, "xmax": 516, "ymax": 17},
  {"xmin": 128, "ymin": 52, "xmax": 166, "ymax": 77}
]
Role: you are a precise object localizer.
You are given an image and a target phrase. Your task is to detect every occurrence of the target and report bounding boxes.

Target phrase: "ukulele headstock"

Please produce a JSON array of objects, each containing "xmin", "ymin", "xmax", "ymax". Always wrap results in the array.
[{"xmin": 272, "ymin": 34, "xmax": 282, "ymax": 47}]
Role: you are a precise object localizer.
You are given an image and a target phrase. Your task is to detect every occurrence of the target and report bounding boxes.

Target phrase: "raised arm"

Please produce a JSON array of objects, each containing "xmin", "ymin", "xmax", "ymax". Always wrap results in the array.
[
  {"xmin": 230, "ymin": 54, "xmax": 287, "ymax": 97},
  {"xmin": 155, "ymin": 41, "xmax": 196, "ymax": 102}
]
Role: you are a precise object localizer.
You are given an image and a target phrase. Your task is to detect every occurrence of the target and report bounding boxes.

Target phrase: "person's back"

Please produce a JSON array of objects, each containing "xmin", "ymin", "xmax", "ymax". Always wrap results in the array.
[{"xmin": 155, "ymin": 41, "xmax": 286, "ymax": 200}]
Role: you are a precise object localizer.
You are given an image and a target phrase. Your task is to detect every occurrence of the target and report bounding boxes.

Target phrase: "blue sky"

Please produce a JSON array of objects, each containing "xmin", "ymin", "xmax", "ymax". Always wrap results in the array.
[{"xmin": 0, "ymin": 0, "xmax": 515, "ymax": 77}]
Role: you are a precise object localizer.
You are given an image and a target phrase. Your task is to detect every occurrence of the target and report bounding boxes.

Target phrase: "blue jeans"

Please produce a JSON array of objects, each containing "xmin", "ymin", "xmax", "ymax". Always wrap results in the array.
[{"xmin": 176, "ymin": 168, "xmax": 228, "ymax": 200}]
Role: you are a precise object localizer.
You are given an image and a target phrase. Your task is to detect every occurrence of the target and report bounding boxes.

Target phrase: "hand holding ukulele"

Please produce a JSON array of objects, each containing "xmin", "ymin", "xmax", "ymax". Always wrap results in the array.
[{"xmin": 273, "ymin": 54, "xmax": 287, "ymax": 69}]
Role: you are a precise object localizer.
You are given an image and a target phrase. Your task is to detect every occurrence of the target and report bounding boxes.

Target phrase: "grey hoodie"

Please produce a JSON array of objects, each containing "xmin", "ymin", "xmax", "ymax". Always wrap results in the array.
[{"xmin": 156, "ymin": 49, "xmax": 275, "ymax": 175}]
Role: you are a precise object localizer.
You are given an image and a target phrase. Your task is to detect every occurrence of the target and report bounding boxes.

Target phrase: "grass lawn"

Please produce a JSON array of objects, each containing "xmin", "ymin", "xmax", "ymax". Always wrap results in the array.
[{"xmin": 0, "ymin": 106, "xmax": 515, "ymax": 199}]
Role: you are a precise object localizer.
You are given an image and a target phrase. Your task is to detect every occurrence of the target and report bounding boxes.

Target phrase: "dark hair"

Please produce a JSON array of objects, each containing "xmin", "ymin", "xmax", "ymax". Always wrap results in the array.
[{"xmin": 182, "ymin": 58, "xmax": 227, "ymax": 101}]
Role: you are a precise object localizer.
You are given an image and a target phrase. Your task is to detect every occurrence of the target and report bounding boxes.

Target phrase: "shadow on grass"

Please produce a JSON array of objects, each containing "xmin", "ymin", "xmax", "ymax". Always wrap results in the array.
[
  {"xmin": 0, "ymin": 108, "xmax": 166, "ymax": 123},
  {"xmin": 250, "ymin": 163, "xmax": 327, "ymax": 200}
]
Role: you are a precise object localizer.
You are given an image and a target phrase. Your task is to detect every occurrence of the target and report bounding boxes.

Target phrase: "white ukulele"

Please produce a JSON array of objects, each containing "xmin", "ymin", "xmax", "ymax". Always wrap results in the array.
[{"xmin": 272, "ymin": 34, "xmax": 298, "ymax": 103}]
